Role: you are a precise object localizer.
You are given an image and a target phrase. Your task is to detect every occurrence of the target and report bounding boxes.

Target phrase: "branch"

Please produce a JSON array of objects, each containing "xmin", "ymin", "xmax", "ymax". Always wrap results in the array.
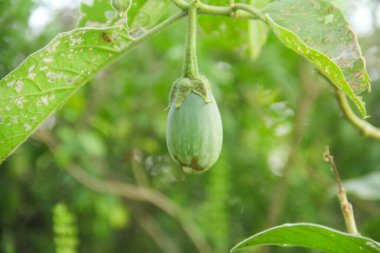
[
  {"xmin": 323, "ymin": 146, "xmax": 359, "ymax": 235},
  {"xmin": 66, "ymin": 166, "xmax": 212, "ymax": 253},
  {"xmin": 169, "ymin": 0, "xmax": 264, "ymax": 20},
  {"xmin": 130, "ymin": 11, "xmax": 186, "ymax": 49},
  {"xmin": 169, "ymin": 0, "xmax": 188, "ymax": 10},
  {"xmin": 233, "ymin": 3, "xmax": 265, "ymax": 21},
  {"xmin": 336, "ymin": 90, "xmax": 380, "ymax": 139},
  {"xmin": 136, "ymin": 209, "xmax": 183, "ymax": 253},
  {"xmin": 32, "ymin": 131, "xmax": 212, "ymax": 253}
]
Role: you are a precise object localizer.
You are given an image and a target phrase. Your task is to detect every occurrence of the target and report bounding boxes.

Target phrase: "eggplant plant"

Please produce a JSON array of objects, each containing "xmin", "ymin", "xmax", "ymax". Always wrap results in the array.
[{"xmin": 0, "ymin": 0, "xmax": 379, "ymax": 252}]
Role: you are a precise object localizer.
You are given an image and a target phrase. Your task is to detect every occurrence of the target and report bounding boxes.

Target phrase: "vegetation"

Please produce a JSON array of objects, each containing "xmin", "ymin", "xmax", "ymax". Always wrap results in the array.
[{"xmin": 1, "ymin": 0, "xmax": 380, "ymax": 252}]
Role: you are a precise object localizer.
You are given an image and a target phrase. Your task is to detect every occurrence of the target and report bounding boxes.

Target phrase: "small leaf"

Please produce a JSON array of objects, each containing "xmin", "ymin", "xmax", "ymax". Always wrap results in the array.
[
  {"xmin": 231, "ymin": 223, "xmax": 380, "ymax": 253},
  {"xmin": 263, "ymin": 0, "xmax": 370, "ymax": 117},
  {"xmin": 78, "ymin": 0, "xmax": 115, "ymax": 27},
  {"xmin": 131, "ymin": 0, "xmax": 173, "ymax": 29},
  {"xmin": 200, "ymin": 0, "xmax": 252, "ymax": 55},
  {"xmin": 248, "ymin": 21, "xmax": 269, "ymax": 60},
  {"xmin": 0, "ymin": 25, "xmax": 133, "ymax": 164},
  {"xmin": 248, "ymin": 0, "xmax": 271, "ymax": 60}
]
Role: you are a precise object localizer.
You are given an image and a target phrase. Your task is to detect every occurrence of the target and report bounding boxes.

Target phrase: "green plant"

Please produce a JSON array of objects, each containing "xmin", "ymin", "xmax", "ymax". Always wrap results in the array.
[
  {"xmin": 1, "ymin": 0, "xmax": 380, "ymax": 252},
  {"xmin": 166, "ymin": 3, "xmax": 223, "ymax": 173},
  {"xmin": 53, "ymin": 203, "xmax": 79, "ymax": 253}
]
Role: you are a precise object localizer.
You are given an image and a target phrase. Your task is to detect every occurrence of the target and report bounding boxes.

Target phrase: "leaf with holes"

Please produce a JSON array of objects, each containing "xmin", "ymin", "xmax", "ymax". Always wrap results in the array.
[
  {"xmin": 262, "ymin": 0, "xmax": 371, "ymax": 117},
  {"xmin": 231, "ymin": 223, "xmax": 380, "ymax": 253},
  {"xmin": 0, "ymin": 25, "xmax": 134, "ymax": 164}
]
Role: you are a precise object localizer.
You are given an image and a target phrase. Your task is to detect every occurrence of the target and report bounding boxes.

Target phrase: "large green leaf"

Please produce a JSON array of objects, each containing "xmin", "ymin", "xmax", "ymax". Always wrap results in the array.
[
  {"xmin": 0, "ymin": 2, "xmax": 183, "ymax": 164},
  {"xmin": 0, "ymin": 25, "xmax": 133, "ymax": 164},
  {"xmin": 231, "ymin": 223, "xmax": 380, "ymax": 253},
  {"xmin": 263, "ymin": 0, "xmax": 371, "ymax": 117}
]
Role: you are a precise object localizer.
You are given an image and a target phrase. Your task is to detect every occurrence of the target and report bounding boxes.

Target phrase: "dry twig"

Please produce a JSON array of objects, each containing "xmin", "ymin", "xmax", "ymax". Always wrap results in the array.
[{"xmin": 323, "ymin": 146, "xmax": 359, "ymax": 235}]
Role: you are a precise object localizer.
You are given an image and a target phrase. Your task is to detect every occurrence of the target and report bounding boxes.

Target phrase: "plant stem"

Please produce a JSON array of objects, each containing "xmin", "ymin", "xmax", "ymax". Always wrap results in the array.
[
  {"xmin": 67, "ymin": 165, "xmax": 213, "ymax": 253},
  {"xmin": 33, "ymin": 130, "xmax": 212, "ymax": 253},
  {"xmin": 169, "ymin": 0, "xmax": 263, "ymax": 20},
  {"xmin": 126, "ymin": 11, "xmax": 186, "ymax": 53},
  {"xmin": 170, "ymin": 0, "xmax": 189, "ymax": 9},
  {"xmin": 136, "ymin": 209, "xmax": 182, "ymax": 253},
  {"xmin": 323, "ymin": 146, "xmax": 359, "ymax": 235},
  {"xmin": 183, "ymin": 2, "xmax": 199, "ymax": 79},
  {"xmin": 336, "ymin": 90, "xmax": 380, "ymax": 139},
  {"xmin": 233, "ymin": 3, "xmax": 265, "ymax": 21}
]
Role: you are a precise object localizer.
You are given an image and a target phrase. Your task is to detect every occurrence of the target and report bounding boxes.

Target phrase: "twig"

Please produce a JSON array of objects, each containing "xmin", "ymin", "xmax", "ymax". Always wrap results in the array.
[
  {"xmin": 169, "ymin": 0, "xmax": 263, "ymax": 20},
  {"xmin": 323, "ymin": 146, "xmax": 359, "ymax": 235},
  {"xmin": 336, "ymin": 90, "xmax": 380, "ymax": 139},
  {"xmin": 32, "ymin": 131, "xmax": 212, "ymax": 253},
  {"xmin": 169, "ymin": 0, "xmax": 188, "ymax": 9}
]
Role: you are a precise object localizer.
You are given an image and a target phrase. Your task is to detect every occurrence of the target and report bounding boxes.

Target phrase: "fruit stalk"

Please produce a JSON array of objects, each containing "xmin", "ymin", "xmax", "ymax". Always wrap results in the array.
[
  {"xmin": 166, "ymin": 1, "xmax": 223, "ymax": 174},
  {"xmin": 183, "ymin": 2, "xmax": 199, "ymax": 79}
]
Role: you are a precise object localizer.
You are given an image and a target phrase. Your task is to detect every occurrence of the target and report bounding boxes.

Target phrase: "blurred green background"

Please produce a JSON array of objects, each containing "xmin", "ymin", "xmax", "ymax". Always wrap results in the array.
[{"xmin": 0, "ymin": 0, "xmax": 379, "ymax": 252}]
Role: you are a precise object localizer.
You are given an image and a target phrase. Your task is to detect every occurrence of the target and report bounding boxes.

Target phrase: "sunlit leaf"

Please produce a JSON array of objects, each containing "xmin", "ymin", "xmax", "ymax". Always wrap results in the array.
[
  {"xmin": 263, "ymin": 0, "xmax": 370, "ymax": 117},
  {"xmin": 231, "ymin": 223, "xmax": 380, "ymax": 253},
  {"xmin": 0, "ymin": 25, "xmax": 133, "ymax": 164}
]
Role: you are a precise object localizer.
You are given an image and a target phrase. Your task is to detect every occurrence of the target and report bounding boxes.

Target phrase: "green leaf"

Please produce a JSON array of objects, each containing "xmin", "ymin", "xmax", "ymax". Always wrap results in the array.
[
  {"xmin": 263, "ymin": 0, "xmax": 371, "ymax": 118},
  {"xmin": 78, "ymin": 0, "xmax": 172, "ymax": 29},
  {"xmin": 248, "ymin": 21, "xmax": 269, "ymax": 60},
  {"xmin": 131, "ymin": 0, "xmax": 173, "ymax": 29},
  {"xmin": 78, "ymin": 0, "xmax": 115, "ymax": 27},
  {"xmin": 248, "ymin": 0, "xmax": 271, "ymax": 60},
  {"xmin": 200, "ymin": 0, "xmax": 252, "ymax": 56},
  {"xmin": 0, "ymin": 25, "xmax": 133, "ymax": 164},
  {"xmin": 230, "ymin": 223, "xmax": 380, "ymax": 253}
]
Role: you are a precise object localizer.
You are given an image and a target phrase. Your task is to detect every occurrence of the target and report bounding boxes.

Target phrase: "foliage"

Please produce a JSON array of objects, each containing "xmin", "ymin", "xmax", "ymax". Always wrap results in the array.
[
  {"xmin": 1, "ymin": 0, "xmax": 380, "ymax": 253},
  {"xmin": 53, "ymin": 203, "xmax": 79, "ymax": 253},
  {"xmin": 263, "ymin": 0, "xmax": 370, "ymax": 117},
  {"xmin": 231, "ymin": 223, "xmax": 380, "ymax": 252}
]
